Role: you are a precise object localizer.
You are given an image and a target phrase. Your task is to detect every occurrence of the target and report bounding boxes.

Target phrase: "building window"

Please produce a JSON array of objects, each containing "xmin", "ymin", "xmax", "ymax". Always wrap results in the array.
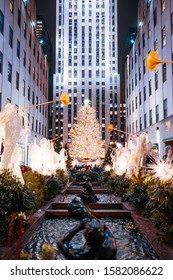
[
  {"xmin": 16, "ymin": 72, "xmax": 19, "ymax": 90},
  {"xmin": 28, "ymin": 86, "xmax": 30, "ymax": 101},
  {"xmin": 135, "ymin": 73, "xmax": 137, "ymax": 86},
  {"xmin": 136, "ymin": 120, "xmax": 138, "ymax": 132},
  {"xmin": 140, "ymin": 117, "xmax": 142, "ymax": 130},
  {"xmin": 162, "ymin": 26, "xmax": 166, "ymax": 47},
  {"xmin": 149, "ymin": 109, "xmax": 152, "ymax": 125},
  {"xmin": 138, "ymin": 43, "xmax": 141, "ymax": 56},
  {"xmin": 156, "ymin": 104, "xmax": 159, "ymax": 122},
  {"xmin": 17, "ymin": 40, "xmax": 20, "ymax": 58},
  {"xmin": 36, "ymin": 96, "xmax": 38, "ymax": 109},
  {"xmin": 10, "ymin": 0, "xmax": 14, "ymax": 13},
  {"xmin": 139, "ymin": 91, "xmax": 141, "ymax": 105},
  {"xmin": 148, "ymin": 21, "xmax": 151, "ymax": 38},
  {"xmin": 24, "ymin": 22, "xmax": 27, "ymax": 38},
  {"xmin": 0, "ymin": 10, "xmax": 4, "ymax": 35},
  {"xmin": 135, "ymin": 51, "xmax": 137, "ymax": 63},
  {"xmin": 163, "ymin": 98, "xmax": 167, "ymax": 118},
  {"xmin": 155, "ymin": 71, "xmax": 158, "ymax": 90},
  {"xmin": 18, "ymin": 9, "xmax": 21, "ymax": 27},
  {"xmin": 28, "ymin": 59, "xmax": 31, "ymax": 74},
  {"xmin": 143, "ymin": 59, "xmax": 146, "ymax": 74},
  {"xmin": 135, "ymin": 96, "xmax": 138, "ymax": 109},
  {"xmin": 139, "ymin": 67, "xmax": 141, "ymax": 81},
  {"xmin": 0, "ymin": 51, "xmax": 3, "ymax": 74},
  {"xmin": 154, "ymin": 39, "xmax": 158, "ymax": 51},
  {"xmin": 144, "ymin": 86, "xmax": 146, "ymax": 101},
  {"xmin": 171, "ymin": 13, "xmax": 173, "ymax": 34},
  {"xmin": 162, "ymin": 63, "xmax": 167, "ymax": 82},
  {"xmin": 142, "ymin": 33, "xmax": 145, "ymax": 48},
  {"xmin": 32, "ymin": 117, "xmax": 34, "ymax": 130},
  {"xmin": 36, "ymin": 120, "xmax": 38, "ymax": 132},
  {"xmin": 8, "ymin": 62, "xmax": 12, "ymax": 83},
  {"xmin": 9, "ymin": 26, "xmax": 13, "ymax": 48},
  {"xmin": 149, "ymin": 79, "xmax": 152, "ymax": 96},
  {"xmin": 33, "ymin": 44, "xmax": 36, "ymax": 56},
  {"xmin": 32, "ymin": 91, "xmax": 35, "ymax": 105},
  {"xmin": 153, "ymin": 8, "xmax": 157, "ymax": 27},
  {"xmin": 161, "ymin": 0, "xmax": 165, "ymax": 13},
  {"xmin": 29, "ymin": 33, "xmax": 31, "ymax": 48},
  {"xmin": 22, "ymin": 80, "xmax": 25, "ymax": 96},
  {"xmin": 144, "ymin": 113, "xmax": 147, "ymax": 129},
  {"xmin": 23, "ymin": 50, "xmax": 26, "ymax": 67},
  {"xmin": 33, "ymin": 67, "xmax": 35, "ymax": 80}
]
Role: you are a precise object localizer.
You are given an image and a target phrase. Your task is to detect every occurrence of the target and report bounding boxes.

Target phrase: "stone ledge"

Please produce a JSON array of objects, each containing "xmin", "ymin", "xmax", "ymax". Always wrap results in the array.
[{"xmin": 131, "ymin": 211, "xmax": 173, "ymax": 260}]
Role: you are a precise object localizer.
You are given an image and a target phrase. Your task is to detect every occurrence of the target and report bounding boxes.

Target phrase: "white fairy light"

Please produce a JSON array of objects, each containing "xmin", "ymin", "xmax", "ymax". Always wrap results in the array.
[
  {"xmin": 69, "ymin": 104, "xmax": 104, "ymax": 161},
  {"xmin": 147, "ymin": 159, "xmax": 173, "ymax": 182}
]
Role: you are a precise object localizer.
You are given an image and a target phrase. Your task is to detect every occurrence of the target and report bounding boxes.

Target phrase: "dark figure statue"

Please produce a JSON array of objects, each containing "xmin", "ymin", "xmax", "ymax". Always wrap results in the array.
[
  {"xmin": 79, "ymin": 177, "xmax": 99, "ymax": 203},
  {"xmin": 57, "ymin": 198, "xmax": 117, "ymax": 260}
]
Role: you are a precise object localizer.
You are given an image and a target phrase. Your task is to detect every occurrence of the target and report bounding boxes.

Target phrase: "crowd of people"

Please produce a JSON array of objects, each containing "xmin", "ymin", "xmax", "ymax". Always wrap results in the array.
[{"xmin": 69, "ymin": 164, "xmax": 103, "ymax": 180}]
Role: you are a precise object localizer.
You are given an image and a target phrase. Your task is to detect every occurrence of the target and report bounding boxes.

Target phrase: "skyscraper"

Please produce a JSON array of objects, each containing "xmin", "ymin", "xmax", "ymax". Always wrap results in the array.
[
  {"xmin": 125, "ymin": 0, "xmax": 173, "ymax": 157},
  {"xmin": 0, "ymin": 0, "xmax": 49, "ymax": 165},
  {"xmin": 53, "ymin": 0, "xmax": 120, "ymax": 147}
]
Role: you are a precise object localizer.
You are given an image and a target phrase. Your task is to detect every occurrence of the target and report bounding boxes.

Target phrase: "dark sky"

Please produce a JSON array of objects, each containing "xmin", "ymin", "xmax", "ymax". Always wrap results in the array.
[
  {"xmin": 35, "ymin": 0, "xmax": 56, "ymax": 70},
  {"xmin": 35, "ymin": 0, "xmax": 138, "ymax": 74}
]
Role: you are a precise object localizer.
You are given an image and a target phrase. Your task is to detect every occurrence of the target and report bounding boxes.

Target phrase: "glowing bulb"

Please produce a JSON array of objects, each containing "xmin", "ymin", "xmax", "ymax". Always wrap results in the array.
[
  {"xmin": 31, "ymin": 21, "xmax": 36, "ymax": 27},
  {"xmin": 84, "ymin": 99, "xmax": 90, "ymax": 106}
]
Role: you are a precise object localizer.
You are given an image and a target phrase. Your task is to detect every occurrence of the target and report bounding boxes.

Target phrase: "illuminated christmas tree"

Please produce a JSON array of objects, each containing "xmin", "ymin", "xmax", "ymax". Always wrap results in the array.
[{"xmin": 69, "ymin": 103, "xmax": 104, "ymax": 161}]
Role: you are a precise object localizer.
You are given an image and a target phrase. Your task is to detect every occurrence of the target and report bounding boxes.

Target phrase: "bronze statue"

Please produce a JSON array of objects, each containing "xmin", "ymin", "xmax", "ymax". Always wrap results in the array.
[
  {"xmin": 57, "ymin": 198, "xmax": 117, "ymax": 260},
  {"xmin": 79, "ymin": 177, "xmax": 99, "ymax": 203}
]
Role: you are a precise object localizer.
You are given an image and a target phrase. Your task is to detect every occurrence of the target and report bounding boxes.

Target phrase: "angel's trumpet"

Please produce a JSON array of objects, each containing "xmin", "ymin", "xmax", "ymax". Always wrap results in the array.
[{"xmin": 146, "ymin": 51, "xmax": 173, "ymax": 71}]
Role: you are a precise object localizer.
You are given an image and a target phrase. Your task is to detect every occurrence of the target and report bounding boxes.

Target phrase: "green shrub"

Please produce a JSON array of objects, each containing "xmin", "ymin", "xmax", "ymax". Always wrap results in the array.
[
  {"xmin": 107, "ymin": 173, "xmax": 131, "ymax": 197},
  {"xmin": 23, "ymin": 170, "xmax": 47, "ymax": 210},
  {"xmin": 99, "ymin": 171, "xmax": 111, "ymax": 186},
  {"xmin": 46, "ymin": 176, "xmax": 62, "ymax": 199},
  {"xmin": 75, "ymin": 170, "xmax": 99, "ymax": 182},
  {"xmin": 0, "ymin": 170, "xmax": 35, "ymax": 243},
  {"xmin": 125, "ymin": 185, "xmax": 149, "ymax": 211},
  {"xmin": 123, "ymin": 171, "xmax": 154, "ymax": 211},
  {"xmin": 54, "ymin": 169, "xmax": 68, "ymax": 185},
  {"xmin": 147, "ymin": 181, "xmax": 173, "ymax": 243}
]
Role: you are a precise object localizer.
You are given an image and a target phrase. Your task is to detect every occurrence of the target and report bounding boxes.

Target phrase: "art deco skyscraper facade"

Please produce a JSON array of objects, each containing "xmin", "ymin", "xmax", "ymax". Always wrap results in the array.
[
  {"xmin": 53, "ymin": 0, "xmax": 120, "ymax": 146},
  {"xmin": 125, "ymin": 0, "xmax": 173, "ymax": 157},
  {"xmin": 0, "ymin": 0, "xmax": 49, "ymax": 165}
]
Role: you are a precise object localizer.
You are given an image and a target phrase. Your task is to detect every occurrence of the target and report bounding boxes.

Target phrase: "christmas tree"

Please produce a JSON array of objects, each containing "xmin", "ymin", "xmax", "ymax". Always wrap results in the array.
[{"xmin": 69, "ymin": 103, "xmax": 104, "ymax": 161}]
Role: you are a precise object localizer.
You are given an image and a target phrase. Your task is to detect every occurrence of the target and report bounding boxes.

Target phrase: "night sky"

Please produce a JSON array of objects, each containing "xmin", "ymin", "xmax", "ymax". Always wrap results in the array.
[{"xmin": 35, "ymin": 0, "xmax": 139, "ymax": 75}]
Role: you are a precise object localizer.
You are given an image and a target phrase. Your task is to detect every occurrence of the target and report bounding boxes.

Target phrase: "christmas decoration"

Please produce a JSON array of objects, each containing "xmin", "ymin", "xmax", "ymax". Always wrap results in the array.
[
  {"xmin": 64, "ymin": 143, "xmax": 73, "ymax": 170},
  {"xmin": 165, "ymin": 121, "xmax": 171, "ymax": 133},
  {"xmin": 28, "ymin": 138, "xmax": 66, "ymax": 175},
  {"xmin": 59, "ymin": 92, "xmax": 70, "ymax": 106},
  {"xmin": 53, "ymin": 137, "xmax": 62, "ymax": 154},
  {"xmin": 146, "ymin": 51, "xmax": 173, "ymax": 72},
  {"xmin": 69, "ymin": 103, "xmax": 104, "ymax": 161}
]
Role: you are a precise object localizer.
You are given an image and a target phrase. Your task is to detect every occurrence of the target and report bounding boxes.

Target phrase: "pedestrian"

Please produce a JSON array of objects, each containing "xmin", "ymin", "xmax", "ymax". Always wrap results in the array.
[{"xmin": 163, "ymin": 145, "xmax": 173, "ymax": 164}]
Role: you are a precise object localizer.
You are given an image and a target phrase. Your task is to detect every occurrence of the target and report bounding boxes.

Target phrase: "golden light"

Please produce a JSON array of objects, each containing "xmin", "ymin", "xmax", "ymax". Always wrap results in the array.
[
  {"xmin": 97, "ymin": 140, "xmax": 102, "ymax": 145},
  {"xmin": 107, "ymin": 124, "xmax": 114, "ymax": 132},
  {"xmin": 165, "ymin": 121, "xmax": 171, "ymax": 132},
  {"xmin": 70, "ymin": 129, "xmax": 75, "ymax": 135},
  {"xmin": 59, "ymin": 92, "xmax": 69, "ymax": 106},
  {"xmin": 146, "ymin": 51, "xmax": 173, "ymax": 72}
]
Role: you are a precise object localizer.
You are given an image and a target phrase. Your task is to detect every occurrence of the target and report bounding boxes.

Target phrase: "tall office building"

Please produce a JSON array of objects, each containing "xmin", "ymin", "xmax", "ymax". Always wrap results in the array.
[
  {"xmin": 53, "ymin": 0, "xmax": 120, "ymax": 147},
  {"xmin": 36, "ymin": 15, "xmax": 53, "ymax": 138},
  {"xmin": 125, "ymin": 0, "xmax": 173, "ymax": 157},
  {"xmin": 0, "ymin": 0, "xmax": 49, "ymax": 164}
]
